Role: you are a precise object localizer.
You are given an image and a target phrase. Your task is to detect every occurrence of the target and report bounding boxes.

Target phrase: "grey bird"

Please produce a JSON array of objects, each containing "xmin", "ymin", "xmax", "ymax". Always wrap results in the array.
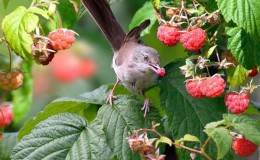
[{"xmin": 81, "ymin": 0, "xmax": 165, "ymax": 116}]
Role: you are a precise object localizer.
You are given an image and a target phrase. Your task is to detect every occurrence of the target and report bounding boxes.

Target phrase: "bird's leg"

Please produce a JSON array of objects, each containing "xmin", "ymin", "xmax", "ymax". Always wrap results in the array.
[
  {"xmin": 141, "ymin": 90, "xmax": 150, "ymax": 117},
  {"xmin": 106, "ymin": 78, "xmax": 120, "ymax": 105}
]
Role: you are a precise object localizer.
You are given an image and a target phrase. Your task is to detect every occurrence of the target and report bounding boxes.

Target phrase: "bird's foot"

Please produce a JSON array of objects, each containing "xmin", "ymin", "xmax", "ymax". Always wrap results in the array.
[
  {"xmin": 141, "ymin": 98, "xmax": 150, "ymax": 117},
  {"xmin": 106, "ymin": 91, "xmax": 117, "ymax": 106}
]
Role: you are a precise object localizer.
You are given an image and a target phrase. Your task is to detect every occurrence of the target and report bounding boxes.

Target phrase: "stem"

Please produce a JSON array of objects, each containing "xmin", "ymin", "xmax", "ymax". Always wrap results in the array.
[
  {"xmin": 192, "ymin": 0, "xmax": 209, "ymax": 14},
  {"xmin": 55, "ymin": 10, "xmax": 63, "ymax": 28},
  {"xmin": 4, "ymin": 38, "xmax": 12, "ymax": 71},
  {"xmin": 201, "ymin": 137, "xmax": 211, "ymax": 150}
]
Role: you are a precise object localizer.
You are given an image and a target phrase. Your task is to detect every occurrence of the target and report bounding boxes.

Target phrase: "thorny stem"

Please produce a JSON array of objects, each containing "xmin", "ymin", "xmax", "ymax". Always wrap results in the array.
[{"xmin": 3, "ymin": 38, "xmax": 12, "ymax": 71}]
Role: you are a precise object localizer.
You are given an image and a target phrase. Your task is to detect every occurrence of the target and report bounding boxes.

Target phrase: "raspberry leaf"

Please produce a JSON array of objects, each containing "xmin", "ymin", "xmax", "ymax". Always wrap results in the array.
[
  {"xmin": 224, "ymin": 114, "xmax": 260, "ymax": 144},
  {"xmin": 27, "ymin": 7, "xmax": 49, "ymax": 19},
  {"xmin": 175, "ymin": 134, "xmax": 200, "ymax": 145},
  {"xmin": 129, "ymin": 2, "xmax": 157, "ymax": 36},
  {"xmin": 155, "ymin": 136, "xmax": 172, "ymax": 148},
  {"xmin": 95, "ymin": 95, "xmax": 163, "ymax": 160},
  {"xmin": 18, "ymin": 97, "xmax": 98, "ymax": 140},
  {"xmin": 2, "ymin": 6, "xmax": 39, "ymax": 60},
  {"xmin": 217, "ymin": 0, "xmax": 260, "ymax": 36},
  {"xmin": 204, "ymin": 127, "xmax": 233, "ymax": 159},
  {"xmin": 226, "ymin": 26, "xmax": 260, "ymax": 69},
  {"xmin": 11, "ymin": 113, "xmax": 106, "ymax": 160},
  {"xmin": 226, "ymin": 64, "xmax": 248, "ymax": 87},
  {"xmin": 0, "ymin": 133, "xmax": 17, "ymax": 160}
]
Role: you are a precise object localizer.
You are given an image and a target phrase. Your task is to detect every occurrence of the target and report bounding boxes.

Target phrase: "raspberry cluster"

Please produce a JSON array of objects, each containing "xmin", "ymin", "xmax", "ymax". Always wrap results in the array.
[
  {"xmin": 186, "ymin": 75, "xmax": 226, "ymax": 98},
  {"xmin": 232, "ymin": 137, "xmax": 257, "ymax": 157},
  {"xmin": 157, "ymin": 25, "xmax": 207, "ymax": 51},
  {"xmin": 0, "ymin": 69, "xmax": 24, "ymax": 91},
  {"xmin": 224, "ymin": 92, "xmax": 249, "ymax": 114}
]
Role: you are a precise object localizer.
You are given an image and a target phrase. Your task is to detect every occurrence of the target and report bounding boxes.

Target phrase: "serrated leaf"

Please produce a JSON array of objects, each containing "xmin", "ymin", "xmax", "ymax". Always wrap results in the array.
[
  {"xmin": 217, "ymin": 0, "xmax": 260, "ymax": 36},
  {"xmin": 28, "ymin": 7, "xmax": 49, "ymax": 19},
  {"xmin": 224, "ymin": 114, "xmax": 260, "ymax": 144},
  {"xmin": 12, "ymin": 113, "xmax": 106, "ymax": 160},
  {"xmin": 18, "ymin": 98, "xmax": 95, "ymax": 140},
  {"xmin": 12, "ymin": 61, "xmax": 33, "ymax": 126},
  {"xmin": 226, "ymin": 26, "xmax": 260, "ymax": 69},
  {"xmin": 129, "ymin": 2, "xmax": 157, "ymax": 36},
  {"xmin": 226, "ymin": 64, "xmax": 248, "ymax": 86},
  {"xmin": 155, "ymin": 136, "xmax": 172, "ymax": 148},
  {"xmin": 204, "ymin": 120, "xmax": 225, "ymax": 129},
  {"xmin": 0, "ymin": 133, "xmax": 17, "ymax": 160},
  {"xmin": 159, "ymin": 61, "xmax": 227, "ymax": 159},
  {"xmin": 175, "ymin": 134, "xmax": 200, "ymax": 145},
  {"xmin": 204, "ymin": 127, "xmax": 232, "ymax": 159},
  {"xmin": 96, "ymin": 95, "xmax": 163, "ymax": 160},
  {"xmin": 2, "ymin": 6, "xmax": 39, "ymax": 60},
  {"xmin": 150, "ymin": 0, "xmax": 160, "ymax": 10}
]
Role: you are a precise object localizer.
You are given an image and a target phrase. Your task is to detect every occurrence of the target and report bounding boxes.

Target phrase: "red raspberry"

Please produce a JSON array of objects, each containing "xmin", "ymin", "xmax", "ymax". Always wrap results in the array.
[
  {"xmin": 232, "ymin": 137, "xmax": 257, "ymax": 157},
  {"xmin": 157, "ymin": 25, "xmax": 181, "ymax": 46},
  {"xmin": 225, "ymin": 92, "xmax": 249, "ymax": 114},
  {"xmin": 48, "ymin": 28, "xmax": 76, "ymax": 50},
  {"xmin": 200, "ymin": 75, "xmax": 226, "ymax": 98},
  {"xmin": 248, "ymin": 66, "xmax": 258, "ymax": 77},
  {"xmin": 180, "ymin": 28, "xmax": 206, "ymax": 51},
  {"xmin": 186, "ymin": 79, "xmax": 205, "ymax": 98},
  {"xmin": 0, "ymin": 103, "xmax": 13, "ymax": 127},
  {"xmin": 0, "ymin": 69, "xmax": 24, "ymax": 91}
]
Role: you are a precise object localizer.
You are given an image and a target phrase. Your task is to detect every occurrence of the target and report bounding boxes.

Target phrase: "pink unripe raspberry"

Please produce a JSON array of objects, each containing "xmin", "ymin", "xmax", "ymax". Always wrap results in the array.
[
  {"xmin": 186, "ymin": 79, "xmax": 205, "ymax": 98},
  {"xmin": 225, "ymin": 92, "xmax": 249, "ymax": 114},
  {"xmin": 200, "ymin": 75, "xmax": 226, "ymax": 98},
  {"xmin": 157, "ymin": 25, "xmax": 181, "ymax": 46},
  {"xmin": 180, "ymin": 28, "xmax": 206, "ymax": 51}
]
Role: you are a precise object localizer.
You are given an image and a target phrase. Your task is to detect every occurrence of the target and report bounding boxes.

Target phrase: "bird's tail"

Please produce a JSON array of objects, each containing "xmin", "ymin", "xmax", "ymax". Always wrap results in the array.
[{"xmin": 81, "ymin": 0, "xmax": 126, "ymax": 51}]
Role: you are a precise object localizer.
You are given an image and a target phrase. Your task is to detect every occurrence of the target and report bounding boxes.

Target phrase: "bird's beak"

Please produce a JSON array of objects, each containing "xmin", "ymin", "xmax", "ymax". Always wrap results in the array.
[{"xmin": 149, "ymin": 64, "xmax": 165, "ymax": 76}]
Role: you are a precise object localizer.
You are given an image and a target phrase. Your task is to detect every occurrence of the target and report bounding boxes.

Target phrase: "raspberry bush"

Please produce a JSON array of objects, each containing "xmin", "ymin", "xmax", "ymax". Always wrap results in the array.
[{"xmin": 0, "ymin": 0, "xmax": 260, "ymax": 160}]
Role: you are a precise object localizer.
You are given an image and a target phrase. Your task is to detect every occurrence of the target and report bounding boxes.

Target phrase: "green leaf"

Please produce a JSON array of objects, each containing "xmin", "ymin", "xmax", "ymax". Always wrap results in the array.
[
  {"xmin": 204, "ymin": 127, "xmax": 233, "ymax": 159},
  {"xmin": 12, "ymin": 113, "xmax": 106, "ymax": 160},
  {"xmin": 150, "ymin": 0, "xmax": 160, "ymax": 10},
  {"xmin": 28, "ymin": 7, "xmax": 49, "ymax": 19},
  {"xmin": 226, "ymin": 64, "xmax": 248, "ymax": 86},
  {"xmin": 96, "ymin": 95, "xmax": 163, "ymax": 160},
  {"xmin": 226, "ymin": 26, "xmax": 260, "ymax": 69},
  {"xmin": 204, "ymin": 120, "xmax": 225, "ymax": 129},
  {"xmin": 0, "ymin": 133, "xmax": 17, "ymax": 160},
  {"xmin": 155, "ymin": 136, "xmax": 172, "ymax": 148},
  {"xmin": 12, "ymin": 61, "xmax": 33, "ymax": 126},
  {"xmin": 2, "ymin": 6, "xmax": 39, "ymax": 60},
  {"xmin": 56, "ymin": 0, "xmax": 77, "ymax": 28},
  {"xmin": 204, "ymin": 45, "xmax": 217, "ymax": 58},
  {"xmin": 224, "ymin": 114, "xmax": 260, "ymax": 144},
  {"xmin": 129, "ymin": 2, "xmax": 157, "ymax": 36},
  {"xmin": 175, "ymin": 134, "xmax": 200, "ymax": 145},
  {"xmin": 159, "ymin": 61, "xmax": 227, "ymax": 159},
  {"xmin": 18, "ymin": 98, "xmax": 95, "ymax": 140},
  {"xmin": 217, "ymin": 0, "xmax": 260, "ymax": 36}
]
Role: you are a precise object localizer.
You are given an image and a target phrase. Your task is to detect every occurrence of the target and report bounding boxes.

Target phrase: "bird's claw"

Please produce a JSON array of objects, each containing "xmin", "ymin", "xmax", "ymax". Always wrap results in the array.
[
  {"xmin": 106, "ymin": 91, "xmax": 116, "ymax": 106},
  {"xmin": 141, "ymin": 98, "xmax": 150, "ymax": 117}
]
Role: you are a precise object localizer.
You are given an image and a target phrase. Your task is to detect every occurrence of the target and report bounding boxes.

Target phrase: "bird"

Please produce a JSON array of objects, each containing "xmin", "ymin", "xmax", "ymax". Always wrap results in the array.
[{"xmin": 81, "ymin": 0, "xmax": 165, "ymax": 116}]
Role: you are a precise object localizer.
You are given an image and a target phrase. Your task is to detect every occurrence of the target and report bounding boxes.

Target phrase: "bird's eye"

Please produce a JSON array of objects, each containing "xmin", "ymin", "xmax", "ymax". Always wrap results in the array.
[{"xmin": 144, "ymin": 55, "xmax": 149, "ymax": 60}]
